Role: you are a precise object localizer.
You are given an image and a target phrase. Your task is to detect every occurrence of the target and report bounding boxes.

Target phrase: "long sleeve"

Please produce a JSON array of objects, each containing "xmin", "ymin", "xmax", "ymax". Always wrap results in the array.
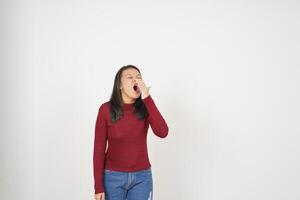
[
  {"xmin": 93, "ymin": 103, "xmax": 108, "ymax": 194},
  {"xmin": 142, "ymin": 95, "xmax": 169, "ymax": 138}
]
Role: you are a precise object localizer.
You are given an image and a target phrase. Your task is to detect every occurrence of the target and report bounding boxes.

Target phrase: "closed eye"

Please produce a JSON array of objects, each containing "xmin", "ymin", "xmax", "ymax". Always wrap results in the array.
[{"xmin": 127, "ymin": 76, "xmax": 142, "ymax": 79}]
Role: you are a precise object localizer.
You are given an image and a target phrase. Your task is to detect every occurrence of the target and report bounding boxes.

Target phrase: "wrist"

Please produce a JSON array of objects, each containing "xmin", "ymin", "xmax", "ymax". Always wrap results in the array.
[{"xmin": 142, "ymin": 93, "xmax": 150, "ymax": 99}]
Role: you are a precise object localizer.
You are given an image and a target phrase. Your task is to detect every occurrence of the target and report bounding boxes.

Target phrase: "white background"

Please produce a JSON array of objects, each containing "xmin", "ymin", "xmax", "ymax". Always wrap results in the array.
[{"xmin": 1, "ymin": 0, "xmax": 300, "ymax": 199}]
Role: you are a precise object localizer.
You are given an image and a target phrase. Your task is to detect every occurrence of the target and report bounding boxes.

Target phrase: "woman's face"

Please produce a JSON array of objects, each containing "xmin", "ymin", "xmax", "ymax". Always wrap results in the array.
[{"xmin": 120, "ymin": 68, "xmax": 142, "ymax": 100}]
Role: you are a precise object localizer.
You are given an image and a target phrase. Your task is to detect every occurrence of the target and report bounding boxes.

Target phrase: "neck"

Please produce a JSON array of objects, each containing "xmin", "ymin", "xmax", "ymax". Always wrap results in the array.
[
  {"xmin": 121, "ymin": 92, "xmax": 135, "ymax": 104},
  {"xmin": 122, "ymin": 100, "xmax": 134, "ymax": 111}
]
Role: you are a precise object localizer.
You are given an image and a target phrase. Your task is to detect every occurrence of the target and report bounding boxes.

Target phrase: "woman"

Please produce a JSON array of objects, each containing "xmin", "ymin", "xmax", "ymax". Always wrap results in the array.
[{"xmin": 93, "ymin": 65, "xmax": 169, "ymax": 200}]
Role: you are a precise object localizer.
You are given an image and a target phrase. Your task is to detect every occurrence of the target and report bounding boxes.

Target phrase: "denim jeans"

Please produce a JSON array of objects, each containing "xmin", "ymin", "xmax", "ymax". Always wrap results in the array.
[{"xmin": 104, "ymin": 167, "xmax": 153, "ymax": 200}]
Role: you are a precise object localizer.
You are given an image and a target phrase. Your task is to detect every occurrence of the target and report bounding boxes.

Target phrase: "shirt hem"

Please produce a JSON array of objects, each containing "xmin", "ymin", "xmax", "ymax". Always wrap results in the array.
[{"xmin": 104, "ymin": 163, "xmax": 152, "ymax": 172}]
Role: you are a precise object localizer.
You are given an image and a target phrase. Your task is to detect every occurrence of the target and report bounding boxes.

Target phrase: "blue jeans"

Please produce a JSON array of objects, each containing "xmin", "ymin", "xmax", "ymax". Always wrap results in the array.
[{"xmin": 104, "ymin": 167, "xmax": 153, "ymax": 200}]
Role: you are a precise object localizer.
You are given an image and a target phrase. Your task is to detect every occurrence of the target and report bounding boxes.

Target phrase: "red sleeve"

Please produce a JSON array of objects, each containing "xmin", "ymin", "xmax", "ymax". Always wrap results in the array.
[
  {"xmin": 93, "ymin": 103, "xmax": 108, "ymax": 194},
  {"xmin": 142, "ymin": 95, "xmax": 169, "ymax": 138}
]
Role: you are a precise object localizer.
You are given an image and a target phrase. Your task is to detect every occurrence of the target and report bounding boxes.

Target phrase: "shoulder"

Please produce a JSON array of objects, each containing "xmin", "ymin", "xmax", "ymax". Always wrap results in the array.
[
  {"xmin": 98, "ymin": 101, "xmax": 110, "ymax": 116},
  {"xmin": 98, "ymin": 101, "xmax": 110, "ymax": 114},
  {"xmin": 96, "ymin": 101, "xmax": 110, "ymax": 124}
]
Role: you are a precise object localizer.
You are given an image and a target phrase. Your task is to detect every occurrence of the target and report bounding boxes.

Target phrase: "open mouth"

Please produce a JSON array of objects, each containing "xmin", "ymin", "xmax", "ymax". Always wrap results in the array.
[{"xmin": 133, "ymin": 85, "xmax": 140, "ymax": 92}]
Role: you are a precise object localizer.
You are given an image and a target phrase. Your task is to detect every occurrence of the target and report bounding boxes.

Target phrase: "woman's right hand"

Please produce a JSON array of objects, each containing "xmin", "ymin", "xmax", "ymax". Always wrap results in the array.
[{"xmin": 95, "ymin": 192, "xmax": 105, "ymax": 200}]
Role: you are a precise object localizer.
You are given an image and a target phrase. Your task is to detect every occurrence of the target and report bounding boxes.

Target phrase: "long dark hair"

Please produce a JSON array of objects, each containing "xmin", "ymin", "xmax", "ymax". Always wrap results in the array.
[{"xmin": 109, "ymin": 65, "xmax": 148, "ymax": 123}]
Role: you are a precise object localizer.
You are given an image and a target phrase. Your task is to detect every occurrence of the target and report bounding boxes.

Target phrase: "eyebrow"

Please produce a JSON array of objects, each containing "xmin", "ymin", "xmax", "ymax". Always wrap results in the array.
[{"xmin": 124, "ymin": 74, "xmax": 142, "ymax": 76}]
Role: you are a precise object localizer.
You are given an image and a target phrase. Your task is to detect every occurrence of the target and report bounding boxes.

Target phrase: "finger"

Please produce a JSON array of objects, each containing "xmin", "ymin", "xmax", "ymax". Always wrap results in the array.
[
  {"xmin": 136, "ymin": 78, "xmax": 144, "ymax": 83},
  {"xmin": 137, "ymin": 79, "xmax": 146, "ymax": 87},
  {"xmin": 136, "ymin": 81, "xmax": 143, "ymax": 88}
]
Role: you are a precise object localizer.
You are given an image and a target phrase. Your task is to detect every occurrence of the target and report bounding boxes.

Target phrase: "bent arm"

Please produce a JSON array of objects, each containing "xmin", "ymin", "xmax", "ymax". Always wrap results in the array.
[{"xmin": 143, "ymin": 95, "xmax": 169, "ymax": 138}]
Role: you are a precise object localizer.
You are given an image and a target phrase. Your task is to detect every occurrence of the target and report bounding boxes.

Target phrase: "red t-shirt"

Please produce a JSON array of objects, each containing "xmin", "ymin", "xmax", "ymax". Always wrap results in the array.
[{"xmin": 93, "ymin": 95, "xmax": 169, "ymax": 194}]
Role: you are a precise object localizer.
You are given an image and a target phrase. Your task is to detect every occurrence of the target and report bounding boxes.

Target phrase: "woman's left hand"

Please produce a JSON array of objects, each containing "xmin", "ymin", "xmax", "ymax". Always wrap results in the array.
[{"xmin": 135, "ymin": 79, "xmax": 151, "ymax": 99}]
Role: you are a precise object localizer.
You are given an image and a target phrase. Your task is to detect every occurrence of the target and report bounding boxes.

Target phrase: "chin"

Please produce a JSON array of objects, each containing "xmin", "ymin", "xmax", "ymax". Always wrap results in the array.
[
  {"xmin": 125, "ymin": 90, "xmax": 141, "ymax": 99},
  {"xmin": 133, "ymin": 94, "xmax": 141, "ymax": 99},
  {"xmin": 132, "ymin": 93, "xmax": 141, "ymax": 99}
]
